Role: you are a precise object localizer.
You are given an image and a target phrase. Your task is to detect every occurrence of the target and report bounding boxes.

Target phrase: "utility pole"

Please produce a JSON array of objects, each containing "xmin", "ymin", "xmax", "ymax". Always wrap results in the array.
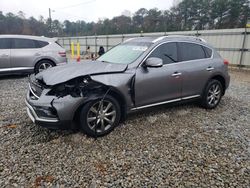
[{"xmin": 49, "ymin": 8, "xmax": 52, "ymax": 36}]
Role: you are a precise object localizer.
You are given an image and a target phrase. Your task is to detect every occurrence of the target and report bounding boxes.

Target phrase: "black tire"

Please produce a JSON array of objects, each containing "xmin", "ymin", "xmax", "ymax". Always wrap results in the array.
[
  {"xmin": 34, "ymin": 60, "xmax": 54, "ymax": 74},
  {"xmin": 201, "ymin": 79, "xmax": 223, "ymax": 109},
  {"xmin": 79, "ymin": 95, "xmax": 121, "ymax": 137}
]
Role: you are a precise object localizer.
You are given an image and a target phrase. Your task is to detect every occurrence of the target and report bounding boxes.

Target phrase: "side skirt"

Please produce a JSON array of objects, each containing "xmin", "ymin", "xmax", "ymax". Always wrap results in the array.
[{"xmin": 130, "ymin": 95, "xmax": 200, "ymax": 111}]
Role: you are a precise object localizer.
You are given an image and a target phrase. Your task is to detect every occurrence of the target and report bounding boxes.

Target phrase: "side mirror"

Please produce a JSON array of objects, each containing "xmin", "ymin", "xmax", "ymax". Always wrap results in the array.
[{"xmin": 144, "ymin": 57, "xmax": 163, "ymax": 68}]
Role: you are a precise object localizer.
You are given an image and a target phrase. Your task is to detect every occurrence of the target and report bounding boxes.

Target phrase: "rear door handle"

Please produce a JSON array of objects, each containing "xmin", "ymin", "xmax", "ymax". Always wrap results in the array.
[
  {"xmin": 171, "ymin": 72, "xmax": 182, "ymax": 77},
  {"xmin": 206, "ymin": 67, "xmax": 214, "ymax": 71}
]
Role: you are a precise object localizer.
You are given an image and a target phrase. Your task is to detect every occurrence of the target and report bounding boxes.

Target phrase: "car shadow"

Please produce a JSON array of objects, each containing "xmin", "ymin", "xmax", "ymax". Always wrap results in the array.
[
  {"xmin": 23, "ymin": 101, "xmax": 198, "ymax": 144},
  {"xmin": 0, "ymin": 74, "xmax": 29, "ymax": 80}
]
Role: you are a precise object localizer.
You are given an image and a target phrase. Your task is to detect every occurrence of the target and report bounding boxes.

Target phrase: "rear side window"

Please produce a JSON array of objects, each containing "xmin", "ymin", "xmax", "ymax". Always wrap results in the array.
[
  {"xmin": 36, "ymin": 40, "xmax": 49, "ymax": 48},
  {"xmin": 179, "ymin": 42, "xmax": 206, "ymax": 61},
  {"xmin": 149, "ymin": 42, "xmax": 178, "ymax": 64},
  {"xmin": 203, "ymin": 46, "xmax": 213, "ymax": 58},
  {"xmin": 0, "ymin": 38, "xmax": 11, "ymax": 49},
  {"xmin": 12, "ymin": 38, "xmax": 37, "ymax": 49}
]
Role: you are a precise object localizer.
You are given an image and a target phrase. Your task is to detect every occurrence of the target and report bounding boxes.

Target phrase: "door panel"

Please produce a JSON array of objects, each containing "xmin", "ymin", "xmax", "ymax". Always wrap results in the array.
[
  {"xmin": 0, "ymin": 38, "xmax": 11, "ymax": 69},
  {"xmin": 177, "ymin": 42, "xmax": 214, "ymax": 97},
  {"xmin": 178, "ymin": 59, "xmax": 213, "ymax": 97},
  {"xmin": 135, "ymin": 64, "xmax": 181, "ymax": 107},
  {"xmin": 134, "ymin": 42, "xmax": 181, "ymax": 107},
  {"xmin": 10, "ymin": 48, "xmax": 40, "ymax": 68},
  {"xmin": 10, "ymin": 38, "xmax": 41, "ymax": 68},
  {"xmin": 0, "ymin": 49, "xmax": 11, "ymax": 69}
]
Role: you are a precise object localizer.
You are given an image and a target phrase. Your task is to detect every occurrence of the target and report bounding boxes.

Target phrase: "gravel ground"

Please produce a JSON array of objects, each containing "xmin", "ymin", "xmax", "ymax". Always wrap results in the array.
[{"xmin": 0, "ymin": 70, "xmax": 249, "ymax": 187}]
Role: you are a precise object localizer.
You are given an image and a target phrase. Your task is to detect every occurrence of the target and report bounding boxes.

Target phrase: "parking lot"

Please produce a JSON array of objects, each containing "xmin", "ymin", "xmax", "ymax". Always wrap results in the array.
[{"xmin": 0, "ymin": 69, "xmax": 249, "ymax": 187}]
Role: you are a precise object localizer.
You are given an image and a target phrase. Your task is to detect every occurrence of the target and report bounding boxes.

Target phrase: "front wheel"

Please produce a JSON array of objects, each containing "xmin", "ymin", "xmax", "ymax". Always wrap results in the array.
[
  {"xmin": 79, "ymin": 95, "xmax": 121, "ymax": 137},
  {"xmin": 201, "ymin": 79, "xmax": 223, "ymax": 109}
]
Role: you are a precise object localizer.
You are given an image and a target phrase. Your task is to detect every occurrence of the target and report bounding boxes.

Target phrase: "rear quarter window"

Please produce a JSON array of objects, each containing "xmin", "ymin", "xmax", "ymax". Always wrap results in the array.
[
  {"xmin": 203, "ymin": 46, "xmax": 213, "ymax": 58},
  {"xmin": 179, "ymin": 42, "xmax": 206, "ymax": 61},
  {"xmin": 35, "ymin": 40, "xmax": 49, "ymax": 48}
]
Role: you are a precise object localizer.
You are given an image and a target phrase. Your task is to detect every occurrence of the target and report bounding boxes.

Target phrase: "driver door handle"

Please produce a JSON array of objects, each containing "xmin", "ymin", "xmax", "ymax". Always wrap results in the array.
[{"xmin": 171, "ymin": 72, "xmax": 182, "ymax": 77}]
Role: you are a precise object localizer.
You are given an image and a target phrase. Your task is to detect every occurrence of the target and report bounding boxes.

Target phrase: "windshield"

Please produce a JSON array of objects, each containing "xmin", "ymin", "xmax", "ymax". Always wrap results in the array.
[{"xmin": 97, "ymin": 42, "xmax": 151, "ymax": 64}]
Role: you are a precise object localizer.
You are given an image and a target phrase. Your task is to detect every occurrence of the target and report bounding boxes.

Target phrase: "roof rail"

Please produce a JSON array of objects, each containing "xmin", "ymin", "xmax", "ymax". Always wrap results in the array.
[
  {"xmin": 166, "ymin": 35, "xmax": 207, "ymax": 43},
  {"xmin": 152, "ymin": 36, "xmax": 168, "ymax": 43},
  {"xmin": 123, "ymin": 38, "xmax": 135, "ymax": 43}
]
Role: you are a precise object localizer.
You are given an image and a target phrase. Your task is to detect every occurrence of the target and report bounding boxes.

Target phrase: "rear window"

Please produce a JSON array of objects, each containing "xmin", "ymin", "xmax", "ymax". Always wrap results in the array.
[
  {"xmin": 0, "ymin": 38, "xmax": 11, "ymax": 49},
  {"xmin": 13, "ymin": 38, "xmax": 37, "ymax": 49},
  {"xmin": 179, "ymin": 42, "xmax": 206, "ymax": 61}
]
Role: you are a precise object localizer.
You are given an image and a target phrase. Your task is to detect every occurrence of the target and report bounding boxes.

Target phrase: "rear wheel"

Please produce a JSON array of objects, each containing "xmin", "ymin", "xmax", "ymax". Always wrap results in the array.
[
  {"xmin": 34, "ymin": 60, "xmax": 54, "ymax": 74},
  {"xmin": 201, "ymin": 79, "xmax": 223, "ymax": 109},
  {"xmin": 79, "ymin": 95, "xmax": 121, "ymax": 137}
]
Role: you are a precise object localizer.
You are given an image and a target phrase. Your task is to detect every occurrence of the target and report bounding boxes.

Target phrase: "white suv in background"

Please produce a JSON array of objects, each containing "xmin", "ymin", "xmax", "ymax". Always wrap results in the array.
[{"xmin": 0, "ymin": 35, "xmax": 67, "ymax": 75}]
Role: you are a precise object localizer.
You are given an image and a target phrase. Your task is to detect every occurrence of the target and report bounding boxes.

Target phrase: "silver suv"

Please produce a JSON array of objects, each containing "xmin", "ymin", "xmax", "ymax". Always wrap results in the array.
[
  {"xmin": 0, "ymin": 35, "xmax": 67, "ymax": 75},
  {"xmin": 26, "ymin": 36, "xmax": 230, "ymax": 137}
]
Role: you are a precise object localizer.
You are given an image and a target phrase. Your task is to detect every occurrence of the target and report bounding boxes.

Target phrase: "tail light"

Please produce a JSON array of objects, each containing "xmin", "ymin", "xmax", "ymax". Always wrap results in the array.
[
  {"xmin": 59, "ymin": 52, "xmax": 66, "ymax": 57},
  {"xmin": 223, "ymin": 59, "xmax": 229, "ymax": 65}
]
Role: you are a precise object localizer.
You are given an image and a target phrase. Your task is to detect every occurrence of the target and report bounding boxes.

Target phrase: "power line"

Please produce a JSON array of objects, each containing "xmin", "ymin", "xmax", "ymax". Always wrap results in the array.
[{"xmin": 55, "ymin": 0, "xmax": 97, "ymax": 10}]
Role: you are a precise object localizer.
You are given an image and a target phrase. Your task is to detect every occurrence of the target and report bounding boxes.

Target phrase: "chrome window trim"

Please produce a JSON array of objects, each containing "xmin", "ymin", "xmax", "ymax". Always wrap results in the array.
[
  {"xmin": 139, "ymin": 41, "xmax": 214, "ymax": 67},
  {"xmin": 152, "ymin": 36, "xmax": 168, "ymax": 43}
]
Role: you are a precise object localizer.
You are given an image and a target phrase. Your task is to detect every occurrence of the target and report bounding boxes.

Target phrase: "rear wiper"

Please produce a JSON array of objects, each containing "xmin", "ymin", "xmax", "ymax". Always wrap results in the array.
[{"xmin": 101, "ymin": 60, "xmax": 112, "ymax": 63}]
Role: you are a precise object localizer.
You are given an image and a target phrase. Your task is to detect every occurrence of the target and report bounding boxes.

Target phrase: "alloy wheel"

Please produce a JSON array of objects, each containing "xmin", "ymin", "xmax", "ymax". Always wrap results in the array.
[
  {"xmin": 38, "ymin": 63, "xmax": 53, "ymax": 72},
  {"xmin": 207, "ymin": 83, "xmax": 221, "ymax": 106},
  {"xmin": 86, "ymin": 100, "xmax": 117, "ymax": 133}
]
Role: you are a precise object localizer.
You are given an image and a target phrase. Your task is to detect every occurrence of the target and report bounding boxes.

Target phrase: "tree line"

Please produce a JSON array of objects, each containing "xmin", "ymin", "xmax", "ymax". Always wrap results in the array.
[{"xmin": 0, "ymin": 0, "xmax": 249, "ymax": 37}]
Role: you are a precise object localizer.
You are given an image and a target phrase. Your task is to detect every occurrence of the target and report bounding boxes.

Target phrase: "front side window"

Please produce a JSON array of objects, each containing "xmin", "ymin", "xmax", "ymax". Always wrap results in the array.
[
  {"xmin": 149, "ymin": 42, "xmax": 178, "ymax": 64},
  {"xmin": 179, "ymin": 42, "xmax": 206, "ymax": 61},
  {"xmin": 97, "ymin": 42, "xmax": 151, "ymax": 64},
  {"xmin": 0, "ymin": 38, "xmax": 11, "ymax": 49},
  {"xmin": 13, "ymin": 38, "xmax": 37, "ymax": 49}
]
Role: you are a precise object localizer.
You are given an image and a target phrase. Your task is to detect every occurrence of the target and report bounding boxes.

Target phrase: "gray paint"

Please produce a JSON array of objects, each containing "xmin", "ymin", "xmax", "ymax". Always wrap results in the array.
[
  {"xmin": 36, "ymin": 60, "xmax": 128, "ymax": 85},
  {"xmin": 26, "ymin": 36, "xmax": 230, "ymax": 126}
]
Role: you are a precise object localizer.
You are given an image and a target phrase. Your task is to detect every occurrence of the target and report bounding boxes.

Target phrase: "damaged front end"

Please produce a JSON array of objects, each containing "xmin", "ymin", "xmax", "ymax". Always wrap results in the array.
[
  {"xmin": 47, "ymin": 76, "xmax": 109, "ymax": 98},
  {"xmin": 26, "ymin": 74, "xmax": 110, "ymax": 129}
]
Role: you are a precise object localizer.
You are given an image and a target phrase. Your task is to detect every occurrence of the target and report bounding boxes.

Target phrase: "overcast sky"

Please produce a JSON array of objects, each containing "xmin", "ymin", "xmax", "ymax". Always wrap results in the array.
[{"xmin": 0, "ymin": 0, "xmax": 174, "ymax": 22}]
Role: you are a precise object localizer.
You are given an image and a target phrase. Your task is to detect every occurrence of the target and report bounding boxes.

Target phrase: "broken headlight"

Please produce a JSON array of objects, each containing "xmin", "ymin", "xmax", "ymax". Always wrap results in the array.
[{"xmin": 47, "ymin": 76, "xmax": 104, "ymax": 98}]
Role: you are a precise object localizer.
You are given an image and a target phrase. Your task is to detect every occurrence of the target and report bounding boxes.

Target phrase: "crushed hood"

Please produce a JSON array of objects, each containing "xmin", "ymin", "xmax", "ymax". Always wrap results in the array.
[{"xmin": 35, "ymin": 60, "xmax": 128, "ymax": 85}]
